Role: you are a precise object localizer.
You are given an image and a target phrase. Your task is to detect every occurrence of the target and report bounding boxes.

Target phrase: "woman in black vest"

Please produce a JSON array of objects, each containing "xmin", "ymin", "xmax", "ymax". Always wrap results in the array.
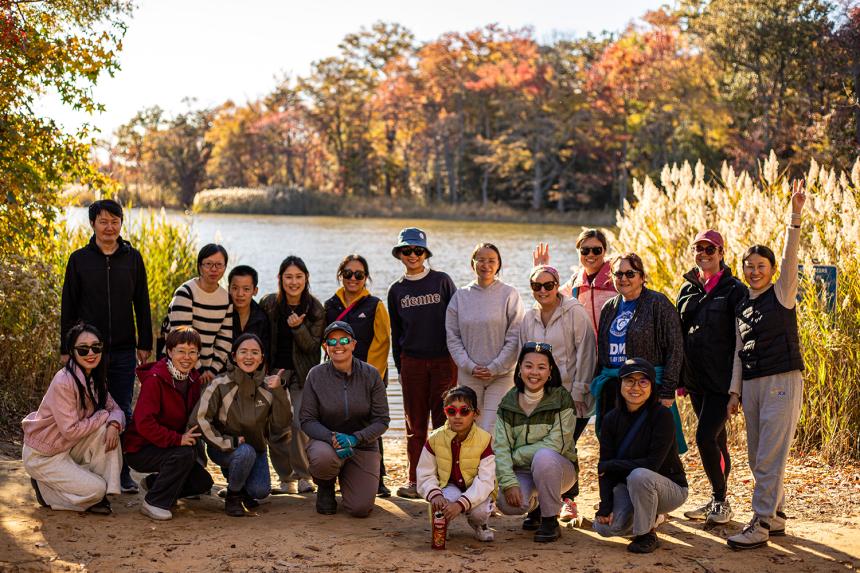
[
  {"xmin": 726, "ymin": 182, "xmax": 806, "ymax": 550},
  {"xmin": 676, "ymin": 230, "xmax": 746, "ymax": 526},
  {"xmin": 324, "ymin": 254, "xmax": 391, "ymax": 497}
]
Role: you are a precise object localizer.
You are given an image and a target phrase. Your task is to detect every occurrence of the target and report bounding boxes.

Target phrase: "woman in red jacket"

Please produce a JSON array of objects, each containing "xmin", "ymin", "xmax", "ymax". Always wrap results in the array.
[{"xmin": 123, "ymin": 327, "xmax": 214, "ymax": 520}]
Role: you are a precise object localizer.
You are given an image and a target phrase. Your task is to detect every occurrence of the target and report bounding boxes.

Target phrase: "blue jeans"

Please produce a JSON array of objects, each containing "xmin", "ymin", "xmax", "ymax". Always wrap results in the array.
[
  {"xmin": 106, "ymin": 348, "xmax": 137, "ymax": 424},
  {"xmin": 207, "ymin": 444, "xmax": 271, "ymax": 499}
]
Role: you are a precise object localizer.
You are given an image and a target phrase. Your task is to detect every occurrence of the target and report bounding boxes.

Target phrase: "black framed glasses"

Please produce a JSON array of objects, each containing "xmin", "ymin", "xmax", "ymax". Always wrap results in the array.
[
  {"xmin": 325, "ymin": 336, "xmax": 352, "ymax": 347},
  {"xmin": 399, "ymin": 247, "xmax": 426, "ymax": 257},
  {"xmin": 530, "ymin": 280, "xmax": 558, "ymax": 292},
  {"xmin": 613, "ymin": 270, "xmax": 640, "ymax": 279},
  {"xmin": 579, "ymin": 246, "xmax": 604, "ymax": 256},
  {"xmin": 693, "ymin": 244, "xmax": 719, "ymax": 255},
  {"xmin": 74, "ymin": 344, "xmax": 104, "ymax": 356},
  {"xmin": 341, "ymin": 269, "xmax": 366, "ymax": 281}
]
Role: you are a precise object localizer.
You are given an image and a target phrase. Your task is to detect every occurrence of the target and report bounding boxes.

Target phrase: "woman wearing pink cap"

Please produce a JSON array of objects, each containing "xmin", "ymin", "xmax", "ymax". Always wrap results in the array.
[{"xmin": 676, "ymin": 229, "xmax": 747, "ymax": 526}]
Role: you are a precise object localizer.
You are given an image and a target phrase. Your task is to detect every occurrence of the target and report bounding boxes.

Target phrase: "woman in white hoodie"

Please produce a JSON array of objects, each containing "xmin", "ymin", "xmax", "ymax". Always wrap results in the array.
[
  {"xmin": 446, "ymin": 243, "xmax": 524, "ymax": 433},
  {"xmin": 520, "ymin": 264, "xmax": 597, "ymax": 523}
]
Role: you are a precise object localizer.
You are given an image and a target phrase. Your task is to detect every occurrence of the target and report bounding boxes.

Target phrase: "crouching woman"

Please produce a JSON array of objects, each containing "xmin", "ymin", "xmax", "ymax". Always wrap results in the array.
[
  {"xmin": 301, "ymin": 321, "xmax": 390, "ymax": 517},
  {"xmin": 593, "ymin": 358, "xmax": 688, "ymax": 554},
  {"xmin": 22, "ymin": 323, "xmax": 124, "ymax": 514},
  {"xmin": 193, "ymin": 333, "xmax": 293, "ymax": 516},
  {"xmin": 494, "ymin": 342, "xmax": 578, "ymax": 543}
]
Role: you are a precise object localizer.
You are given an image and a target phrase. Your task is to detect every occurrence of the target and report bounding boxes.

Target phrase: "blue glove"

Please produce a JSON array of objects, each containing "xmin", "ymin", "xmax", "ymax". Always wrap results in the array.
[
  {"xmin": 335, "ymin": 445, "xmax": 355, "ymax": 459},
  {"xmin": 335, "ymin": 433, "xmax": 358, "ymax": 449}
]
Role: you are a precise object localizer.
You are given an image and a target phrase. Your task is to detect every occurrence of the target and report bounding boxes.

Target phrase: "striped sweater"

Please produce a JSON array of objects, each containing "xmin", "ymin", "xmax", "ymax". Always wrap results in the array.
[{"xmin": 168, "ymin": 279, "xmax": 233, "ymax": 376}]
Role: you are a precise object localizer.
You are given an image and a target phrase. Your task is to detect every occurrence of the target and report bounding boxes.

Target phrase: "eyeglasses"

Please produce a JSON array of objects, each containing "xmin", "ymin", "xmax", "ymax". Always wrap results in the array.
[
  {"xmin": 201, "ymin": 262, "xmax": 225, "ymax": 270},
  {"xmin": 530, "ymin": 280, "xmax": 558, "ymax": 292},
  {"xmin": 444, "ymin": 405, "xmax": 474, "ymax": 417},
  {"xmin": 579, "ymin": 246, "xmax": 604, "ymax": 256},
  {"xmin": 693, "ymin": 244, "xmax": 719, "ymax": 255},
  {"xmin": 325, "ymin": 337, "xmax": 352, "ymax": 347},
  {"xmin": 236, "ymin": 349, "xmax": 262, "ymax": 358},
  {"xmin": 622, "ymin": 378, "xmax": 651, "ymax": 388},
  {"xmin": 341, "ymin": 269, "xmax": 366, "ymax": 281},
  {"xmin": 399, "ymin": 247, "xmax": 426, "ymax": 257},
  {"xmin": 613, "ymin": 270, "xmax": 640, "ymax": 279},
  {"xmin": 74, "ymin": 344, "xmax": 103, "ymax": 356},
  {"xmin": 171, "ymin": 349, "xmax": 199, "ymax": 359}
]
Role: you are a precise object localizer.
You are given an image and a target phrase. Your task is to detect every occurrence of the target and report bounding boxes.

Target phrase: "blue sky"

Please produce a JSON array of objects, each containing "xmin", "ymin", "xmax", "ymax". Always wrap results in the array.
[{"xmin": 38, "ymin": 0, "xmax": 666, "ymax": 138}]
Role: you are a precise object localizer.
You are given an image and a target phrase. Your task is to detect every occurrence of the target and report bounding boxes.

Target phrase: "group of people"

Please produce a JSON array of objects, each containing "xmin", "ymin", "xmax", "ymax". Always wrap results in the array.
[{"xmin": 22, "ymin": 184, "xmax": 807, "ymax": 554}]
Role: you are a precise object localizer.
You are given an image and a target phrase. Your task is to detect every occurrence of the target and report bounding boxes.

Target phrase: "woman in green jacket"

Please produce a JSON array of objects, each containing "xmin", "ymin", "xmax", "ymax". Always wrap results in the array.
[{"xmin": 494, "ymin": 341, "xmax": 578, "ymax": 543}]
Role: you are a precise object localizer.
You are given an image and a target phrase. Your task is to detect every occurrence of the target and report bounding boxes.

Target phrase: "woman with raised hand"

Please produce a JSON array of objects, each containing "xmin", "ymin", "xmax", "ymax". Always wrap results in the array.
[
  {"xmin": 726, "ymin": 182, "xmax": 806, "ymax": 551},
  {"xmin": 520, "ymin": 264, "xmax": 596, "ymax": 524},
  {"xmin": 533, "ymin": 228, "xmax": 616, "ymax": 334},
  {"xmin": 167, "ymin": 243, "xmax": 233, "ymax": 385},
  {"xmin": 387, "ymin": 227, "xmax": 457, "ymax": 499},
  {"xmin": 193, "ymin": 333, "xmax": 293, "ymax": 517},
  {"xmin": 591, "ymin": 253, "xmax": 686, "ymax": 456},
  {"xmin": 124, "ymin": 326, "xmax": 215, "ymax": 521},
  {"xmin": 301, "ymin": 321, "xmax": 390, "ymax": 518},
  {"xmin": 22, "ymin": 323, "xmax": 124, "ymax": 514},
  {"xmin": 446, "ymin": 242, "xmax": 524, "ymax": 433},
  {"xmin": 260, "ymin": 255, "xmax": 325, "ymax": 495},
  {"xmin": 324, "ymin": 254, "xmax": 392, "ymax": 497},
  {"xmin": 593, "ymin": 358, "xmax": 688, "ymax": 554},
  {"xmin": 494, "ymin": 342, "xmax": 578, "ymax": 544},
  {"xmin": 676, "ymin": 230, "xmax": 747, "ymax": 526}
]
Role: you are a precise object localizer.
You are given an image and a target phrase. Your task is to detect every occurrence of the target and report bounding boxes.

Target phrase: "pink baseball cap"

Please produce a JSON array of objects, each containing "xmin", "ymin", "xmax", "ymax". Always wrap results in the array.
[{"xmin": 692, "ymin": 229, "xmax": 724, "ymax": 248}]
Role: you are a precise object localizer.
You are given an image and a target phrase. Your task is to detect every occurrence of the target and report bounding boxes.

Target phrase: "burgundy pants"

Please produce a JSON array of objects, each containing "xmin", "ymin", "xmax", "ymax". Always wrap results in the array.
[{"xmin": 399, "ymin": 354, "xmax": 457, "ymax": 482}]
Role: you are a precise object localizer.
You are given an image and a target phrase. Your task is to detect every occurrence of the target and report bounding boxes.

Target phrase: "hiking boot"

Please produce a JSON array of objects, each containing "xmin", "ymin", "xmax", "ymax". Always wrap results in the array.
[
  {"xmin": 31, "ymin": 479, "xmax": 48, "ymax": 507},
  {"xmin": 377, "ymin": 481, "xmax": 392, "ymax": 498},
  {"xmin": 224, "ymin": 490, "xmax": 246, "ymax": 517},
  {"xmin": 316, "ymin": 479, "xmax": 337, "ymax": 515},
  {"xmin": 140, "ymin": 500, "xmax": 172, "ymax": 521},
  {"xmin": 727, "ymin": 516, "xmax": 770, "ymax": 550},
  {"xmin": 86, "ymin": 496, "xmax": 112, "ymax": 515},
  {"xmin": 298, "ymin": 478, "xmax": 315, "ymax": 493},
  {"xmin": 522, "ymin": 506, "xmax": 541, "ymax": 531},
  {"xmin": 684, "ymin": 497, "xmax": 714, "ymax": 520},
  {"xmin": 271, "ymin": 480, "xmax": 298, "ymax": 495},
  {"xmin": 241, "ymin": 490, "xmax": 260, "ymax": 510},
  {"xmin": 471, "ymin": 522, "xmax": 494, "ymax": 542},
  {"xmin": 396, "ymin": 482, "xmax": 420, "ymax": 499},
  {"xmin": 534, "ymin": 516, "xmax": 561, "ymax": 543},
  {"xmin": 706, "ymin": 499, "xmax": 734, "ymax": 525},
  {"xmin": 559, "ymin": 498, "xmax": 579, "ymax": 524},
  {"xmin": 627, "ymin": 531, "xmax": 659, "ymax": 553},
  {"xmin": 769, "ymin": 511, "xmax": 787, "ymax": 536},
  {"xmin": 120, "ymin": 468, "xmax": 139, "ymax": 494}
]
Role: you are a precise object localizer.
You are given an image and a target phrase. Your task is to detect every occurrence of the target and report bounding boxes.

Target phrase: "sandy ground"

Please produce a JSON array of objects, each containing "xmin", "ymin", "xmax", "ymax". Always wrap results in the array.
[{"xmin": 1, "ymin": 432, "xmax": 858, "ymax": 573}]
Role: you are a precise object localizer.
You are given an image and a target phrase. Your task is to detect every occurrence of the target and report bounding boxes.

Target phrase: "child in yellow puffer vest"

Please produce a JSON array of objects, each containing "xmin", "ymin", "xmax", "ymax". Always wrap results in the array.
[{"xmin": 416, "ymin": 386, "xmax": 496, "ymax": 542}]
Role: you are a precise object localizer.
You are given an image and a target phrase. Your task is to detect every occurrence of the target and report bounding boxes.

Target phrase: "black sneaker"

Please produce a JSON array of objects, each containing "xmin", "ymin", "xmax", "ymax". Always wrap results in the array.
[
  {"xmin": 377, "ymin": 481, "xmax": 391, "ymax": 498},
  {"xmin": 224, "ymin": 490, "xmax": 246, "ymax": 517},
  {"xmin": 86, "ymin": 496, "xmax": 112, "ymax": 515},
  {"xmin": 627, "ymin": 531, "xmax": 659, "ymax": 553},
  {"xmin": 522, "ymin": 506, "xmax": 541, "ymax": 530},
  {"xmin": 120, "ymin": 468, "xmax": 139, "ymax": 494},
  {"xmin": 534, "ymin": 516, "xmax": 561, "ymax": 543},
  {"xmin": 31, "ymin": 479, "xmax": 48, "ymax": 507},
  {"xmin": 315, "ymin": 479, "xmax": 337, "ymax": 515},
  {"xmin": 241, "ymin": 490, "xmax": 260, "ymax": 510}
]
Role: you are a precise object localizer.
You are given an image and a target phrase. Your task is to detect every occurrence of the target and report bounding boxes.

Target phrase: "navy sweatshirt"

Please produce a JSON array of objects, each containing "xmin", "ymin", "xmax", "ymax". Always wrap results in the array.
[{"xmin": 387, "ymin": 269, "xmax": 456, "ymax": 370}]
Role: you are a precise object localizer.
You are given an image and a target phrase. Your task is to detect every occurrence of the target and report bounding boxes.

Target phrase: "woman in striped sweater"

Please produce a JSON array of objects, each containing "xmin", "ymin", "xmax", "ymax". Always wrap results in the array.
[{"xmin": 167, "ymin": 244, "xmax": 234, "ymax": 385}]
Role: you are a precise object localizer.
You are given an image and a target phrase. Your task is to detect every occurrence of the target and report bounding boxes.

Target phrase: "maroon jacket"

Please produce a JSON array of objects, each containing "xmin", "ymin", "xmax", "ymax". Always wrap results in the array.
[{"xmin": 123, "ymin": 359, "xmax": 201, "ymax": 453}]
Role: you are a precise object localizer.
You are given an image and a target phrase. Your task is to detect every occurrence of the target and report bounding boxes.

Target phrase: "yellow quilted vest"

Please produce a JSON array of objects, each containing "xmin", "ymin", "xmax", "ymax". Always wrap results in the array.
[{"xmin": 427, "ymin": 422, "xmax": 492, "ymax": 489}]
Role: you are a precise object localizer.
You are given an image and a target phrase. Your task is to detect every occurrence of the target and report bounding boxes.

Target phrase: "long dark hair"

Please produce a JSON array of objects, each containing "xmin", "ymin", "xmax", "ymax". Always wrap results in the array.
[
  {"xmin": 513, "ymin": 341, "xmax": 563, "ymax": 392},
  {"xmin": 64, "ymin": 323, "xmax": 108, "ymax": 412},
  {"xmin": 276, "ymin": 255, "xmax": 313, "ymax": 315}
]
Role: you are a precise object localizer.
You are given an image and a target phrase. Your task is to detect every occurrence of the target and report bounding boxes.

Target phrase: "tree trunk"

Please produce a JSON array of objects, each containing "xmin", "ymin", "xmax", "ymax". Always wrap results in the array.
[{"xmin": 532, "ymin": 152, "xmax": 542, "ymax": 211}]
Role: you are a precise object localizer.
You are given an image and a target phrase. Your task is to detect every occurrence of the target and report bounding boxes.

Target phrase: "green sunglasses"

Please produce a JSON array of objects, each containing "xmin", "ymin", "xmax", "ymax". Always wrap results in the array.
[{"xmin": 325, "ymin": 336, "xmax": 352, "ymax": 347}]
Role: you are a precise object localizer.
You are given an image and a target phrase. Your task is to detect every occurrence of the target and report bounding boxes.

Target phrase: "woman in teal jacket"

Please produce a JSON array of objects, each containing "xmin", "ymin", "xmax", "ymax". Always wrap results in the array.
[{"xmin": 494, "ymin": 341, "xmax": 578, "ymax": 543}]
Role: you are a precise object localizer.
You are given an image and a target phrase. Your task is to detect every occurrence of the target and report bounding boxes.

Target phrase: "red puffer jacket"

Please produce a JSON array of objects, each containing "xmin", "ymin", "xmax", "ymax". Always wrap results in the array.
[{"xmin": 123, "ymin": 358, "xmax": 201, "ymax": 453}]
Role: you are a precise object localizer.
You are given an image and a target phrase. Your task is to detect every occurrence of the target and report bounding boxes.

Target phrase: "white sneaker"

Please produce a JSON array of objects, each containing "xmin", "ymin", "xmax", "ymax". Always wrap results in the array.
[
  {"xmin": 471, "ymin": 523, "xmax": 494, "ymax": 542},
  {"xmin": 706, "ymin": 500, "xmax": 734, "ymax": 525},
  {"xmin": 727, "ymin": 516, "xmax": 770, "ymax": 550},
  {"xmin": 297, "ymin": 479, "xmax": 315, "ymax": 493},
  {"xmin": 559, "ymin": 498, "xmax": 580, "ymax": 524},
  {"xmin": 140, "ymin": 500, "xmax": 172, "ymax": 521},
  {"xmin": 272, "ymin": 480, "xmax": 298, "ymax": 495},
  {"xmin": 684, "ymin": 497, "xmax": 714, "ymax": 520}
]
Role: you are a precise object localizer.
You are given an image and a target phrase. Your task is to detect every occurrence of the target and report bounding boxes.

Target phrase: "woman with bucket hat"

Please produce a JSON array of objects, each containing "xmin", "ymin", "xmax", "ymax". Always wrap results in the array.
[{"xmin": 387, "ymin": 227, "xmax": 457, "ymax": 499}]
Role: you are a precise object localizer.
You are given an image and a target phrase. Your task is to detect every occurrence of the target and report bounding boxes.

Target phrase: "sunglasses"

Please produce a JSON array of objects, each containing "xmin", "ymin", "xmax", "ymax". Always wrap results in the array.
[
  {"xmin": 74, "ymin": 344, "xmax": 104, "ymax": 356},
  {"xmin": 325, "ymin": 336, "xmax": 352, "ymax": 347},
  {"xmin": 444, "ymin": 405, "xmax": 474, "ymax": 417},
  {"xmin": 613, "ymin": 270, "xmax": 640, "ymax": 279},
  {"xmin": 579, "ymin": 246, "xmax": 604, "ymax": 256},
  {"xmin": 399, "ymin": 247, "xmax": 426, "ymax": 257},
  {"xmin": 693, "ymin": 244, "xmax": 719, "ymax": 255},
  {"xmin": 622, "ymin": 377, "xmax": 652, "ymax": 388},
  {"xmin": 341, "ymin": 269, "xmax": 366, "ymax": 280},
  {"xmin": 530, "ymin": 280, "xmax": 558, "ymax": 292}
]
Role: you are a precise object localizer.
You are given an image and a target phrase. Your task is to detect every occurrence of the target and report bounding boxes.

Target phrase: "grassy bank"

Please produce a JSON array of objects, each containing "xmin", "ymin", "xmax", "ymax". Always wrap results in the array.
[{"xmin": 192, "ymin": 186, "xmax": 616, "ymax": 226}]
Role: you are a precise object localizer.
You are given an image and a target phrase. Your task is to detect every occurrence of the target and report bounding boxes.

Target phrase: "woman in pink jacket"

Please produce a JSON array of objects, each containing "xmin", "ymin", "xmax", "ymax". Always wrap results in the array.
[
  {"xmin": 533, "ymin": 228, "xmax": 616, "ymax": 335},
  {"xmin": 22, "ymin": 323, "xmax": 125, "ymax": 514}
]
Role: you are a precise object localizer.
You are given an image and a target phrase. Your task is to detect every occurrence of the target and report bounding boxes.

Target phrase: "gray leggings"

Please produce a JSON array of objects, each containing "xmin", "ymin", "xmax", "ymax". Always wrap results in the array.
[
  {"xmin": 592, "ymin": 468, "xmax": 688, "ymax": 537},
  {"xmin": 496, "ymin": 448, "xmax": 577, "ymax": 518}
]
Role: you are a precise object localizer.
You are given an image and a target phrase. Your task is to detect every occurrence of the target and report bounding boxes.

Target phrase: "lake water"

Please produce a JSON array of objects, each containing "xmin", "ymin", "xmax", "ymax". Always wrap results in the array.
[{"xmin": 65, "ymin": 208, "xmax": 591, "ymax": 435}]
